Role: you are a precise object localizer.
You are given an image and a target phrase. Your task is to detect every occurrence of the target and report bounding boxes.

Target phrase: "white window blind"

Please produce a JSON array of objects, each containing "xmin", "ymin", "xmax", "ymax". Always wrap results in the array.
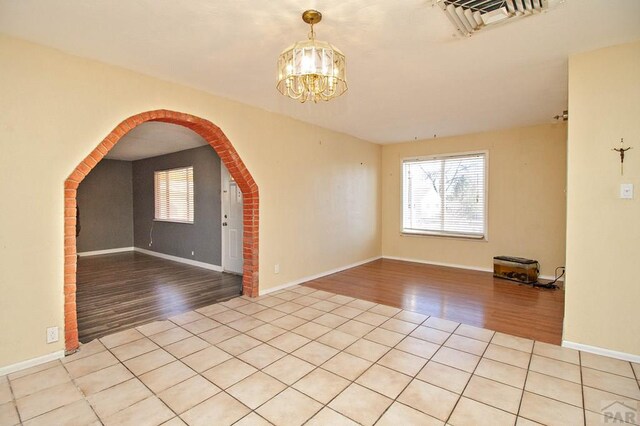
[
  {"xmin": 402, "ymin": 153, "xmax": 486, "ymax": 238},
  {"xmin": 154, "ymin": 166, "xmax": 194, "ymax": 223}
]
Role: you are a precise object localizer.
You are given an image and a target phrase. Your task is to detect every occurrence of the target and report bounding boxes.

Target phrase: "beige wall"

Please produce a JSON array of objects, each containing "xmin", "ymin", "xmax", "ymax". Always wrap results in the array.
[
  {"xmin": 0, "ymin": 36, "xmax": 381, "ymax": 368},
  {"xmin": 381, "ymin": 124, "xmax": 567, "ymax": 277},
  {"xmin": 564, "ymin": 41, "xmax": 640, "ymax": 355}
]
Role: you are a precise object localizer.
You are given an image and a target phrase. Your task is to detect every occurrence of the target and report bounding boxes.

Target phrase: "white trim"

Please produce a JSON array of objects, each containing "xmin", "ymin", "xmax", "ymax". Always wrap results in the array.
[
  {"xmin": 562, "ymin": 341, "xmax": 640, "ymax": 363},
  {"xmin": 384, "ymin": 255, "xmax": 493, "ymax": 273},
  {"xmin": 78, "ymin": 247, "xmax": 134, "ymax": 257},
  {"xmin": 134, "ymin": 247, "xmax": 223, "ymax": 272},
  {"xmin": 221, "ymin": 164, "xmax": 226, "ymax": 272},
  {"xmin": 538, "ymin": 273, "xmax": 564, "ymax": 282},
  {"xmin": 382, "ymin": 255, "xmax": 564, "ymax": 282},
  {"xmin": 0, "ymin": 350, "xmax": 65, "ymax": 376},
  {"xmin": 260, "ymin": 256, "xmax": 383, "ymax": 296}
]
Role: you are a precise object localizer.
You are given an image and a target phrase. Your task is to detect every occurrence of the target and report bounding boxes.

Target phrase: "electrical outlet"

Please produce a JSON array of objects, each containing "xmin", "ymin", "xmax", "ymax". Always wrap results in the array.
[
  {"xmin": 191, "ymin": 251, "xmax": 195, "ymax": 256},
  {"xmin": 46, "ymin": 326, "xmax": 59, "ymax": 344},
  {"xmin": 274, "ymin": 264, "xmax": 280, "ymax": 274}
]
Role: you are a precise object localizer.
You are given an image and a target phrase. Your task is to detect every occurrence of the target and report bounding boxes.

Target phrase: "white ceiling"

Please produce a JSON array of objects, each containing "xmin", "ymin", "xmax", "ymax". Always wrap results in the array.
[
  {"xmin": 0, "ymin": 1, "xmax": 639, "ymax": 143},
  {"xmin": 106, "ymin": 122, "xmax": 207, "ymax": 161}
]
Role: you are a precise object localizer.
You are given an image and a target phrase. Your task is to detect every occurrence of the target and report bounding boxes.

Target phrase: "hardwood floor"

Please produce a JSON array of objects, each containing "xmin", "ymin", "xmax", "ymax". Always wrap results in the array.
[
  {"xmin": 77, "ymin": 251, "xmax": 242, "ymax": 343},
  {"xmin": 78, "ymin": 254, "xmax": 563, "ymax": 344},
  {"xmin": 303, "ymin": 258, "xmax": 564, "ymax": 344}
]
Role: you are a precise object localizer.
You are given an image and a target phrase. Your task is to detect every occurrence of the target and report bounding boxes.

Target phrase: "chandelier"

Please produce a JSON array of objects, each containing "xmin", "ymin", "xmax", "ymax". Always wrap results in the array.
[{"xmin": 277, "ymin": 10, "xmax": 347, "ymax": 103}]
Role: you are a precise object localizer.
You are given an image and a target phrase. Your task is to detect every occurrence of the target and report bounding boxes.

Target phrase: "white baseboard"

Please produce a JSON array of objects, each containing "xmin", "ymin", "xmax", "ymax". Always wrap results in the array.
[
  {"xmin": 0, "ymin": 350, "xmax": 65, "ymax": 376},
  {"xmin": 381, "ymin": 255, "xmax": 564, "ymax": 282},
  {"xmin": 134, "ymin": 247, "xmax": 223, "ymax": 272},
  {"xmin": 383, "ymin": 255, "xmax": 493, "ymax": 273},
  {"xmin": 260, "ymin": 256, "xmax": 383, "ymax": 296},
  {"xmin": 78, "ymin": 247, "xmax": 134, "ymax": 257},
  {"xmin": 562, "ymin": 341, "xmax": 640, "ymax": 363}
]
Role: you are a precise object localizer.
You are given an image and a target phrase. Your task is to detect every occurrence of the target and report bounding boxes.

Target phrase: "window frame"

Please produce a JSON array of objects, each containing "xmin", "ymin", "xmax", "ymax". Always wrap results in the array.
[
  {"xmin": 400, "ymin": 150, "xmax": 489, "ymax": 240},
  {"xmin": 154, "ymin": 165, "xmax": 195, "ymax": 224}
]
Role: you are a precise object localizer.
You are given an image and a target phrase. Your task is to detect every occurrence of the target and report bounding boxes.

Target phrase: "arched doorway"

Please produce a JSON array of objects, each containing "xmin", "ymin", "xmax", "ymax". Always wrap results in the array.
[{"xmin": 63, "ymin": 109, "xmax": 259, "ymax": 352}]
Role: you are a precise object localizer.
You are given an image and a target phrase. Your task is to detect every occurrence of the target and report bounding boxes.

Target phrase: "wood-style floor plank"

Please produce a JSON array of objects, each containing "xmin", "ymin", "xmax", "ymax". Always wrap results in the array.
[
  {"xmin": 76, "ymin": 252, "xmax": 242, "ymax": 342},
  {"xmin": 303, "ymin": 258, "xmax": 564, "ymax": 344}
]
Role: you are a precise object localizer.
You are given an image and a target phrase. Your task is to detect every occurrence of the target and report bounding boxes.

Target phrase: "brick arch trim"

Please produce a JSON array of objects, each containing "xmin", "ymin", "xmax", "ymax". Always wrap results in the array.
[{"xmin": 63, "ymin": 109, "xmax": 259, "ymax": 352}]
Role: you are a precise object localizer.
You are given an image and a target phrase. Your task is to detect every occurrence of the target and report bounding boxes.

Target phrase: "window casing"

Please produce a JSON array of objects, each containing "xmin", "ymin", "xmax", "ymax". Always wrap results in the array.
[
  {"xmin": 154, "ymin": 166, "xmax": 194, "ymax": 223},
  {"xmin": 402, "ymin": 152, "xmax": 487, "ymax": 239}
]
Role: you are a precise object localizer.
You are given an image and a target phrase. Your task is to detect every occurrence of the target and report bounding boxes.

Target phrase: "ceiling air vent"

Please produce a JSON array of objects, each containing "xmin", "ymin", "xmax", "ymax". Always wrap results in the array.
[{"xmin": 436, "ymin": 0, "xmax": 558, "ymax": 36}]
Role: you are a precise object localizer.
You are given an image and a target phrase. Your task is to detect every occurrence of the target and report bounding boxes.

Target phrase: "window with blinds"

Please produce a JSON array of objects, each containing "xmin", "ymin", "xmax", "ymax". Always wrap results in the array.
[
  {"xmin": 402, "ymin": 152, "xmax": 486, "ymax": 238},
  {"xmin": 154, "ymin": 166, "xmax": 194, "ymax": 223}
]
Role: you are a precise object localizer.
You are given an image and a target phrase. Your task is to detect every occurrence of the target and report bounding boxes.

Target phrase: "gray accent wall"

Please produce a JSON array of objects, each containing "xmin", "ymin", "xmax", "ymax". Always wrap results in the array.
[
  {"xmin": 132, "ymin": 146, "xmax": 222, "ymax": 265},
  {"xmin": 77, "ymin": 160, "xmax": 134, "ymax": 252}
]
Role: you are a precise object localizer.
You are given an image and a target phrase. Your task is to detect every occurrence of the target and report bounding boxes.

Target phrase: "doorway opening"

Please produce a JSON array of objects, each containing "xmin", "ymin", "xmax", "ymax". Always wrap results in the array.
[{"xmin": 64, "ymin": 110, "xmax": 259, "ymax": 352}]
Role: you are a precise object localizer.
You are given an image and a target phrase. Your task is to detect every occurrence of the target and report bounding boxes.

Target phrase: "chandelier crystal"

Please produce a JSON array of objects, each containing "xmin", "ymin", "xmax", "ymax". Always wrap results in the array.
[{"xmin": 277, "ymin": 10, "xmax": 347, "ymax": 103}]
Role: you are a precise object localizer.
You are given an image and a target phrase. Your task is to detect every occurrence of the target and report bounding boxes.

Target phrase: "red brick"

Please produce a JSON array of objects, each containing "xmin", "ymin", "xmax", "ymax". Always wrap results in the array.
[
  {"xmin": 96, "ymin": 143, "xmax": 109, "ymax": 155},
  {"xmin": 76, "ymin": 162, "xmax": 91, "ymax": 175},
  {"xmin": 89, "ymin": 150, "xmax": 104, "ymax": 163},
  {"xmin": 126, "ymin": 116, "xmax": 142, "ymax": 129},
  {"xmin": 83, "ymin": 155, "xmax": 98, "ymax": 168},
  {"xmin": 119, "ymin": 120, "xmax": 133, "ymax": 132},
  {"xmin": 110, "ymin": 126, "xmax": 127, "ymax": 139}
]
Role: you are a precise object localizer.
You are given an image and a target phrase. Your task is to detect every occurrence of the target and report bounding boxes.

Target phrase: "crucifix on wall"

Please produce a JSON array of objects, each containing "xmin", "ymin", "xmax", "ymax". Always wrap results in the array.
[{"xmin": 612, "ymin": 138, "xmax": 632, "ymax": 175}]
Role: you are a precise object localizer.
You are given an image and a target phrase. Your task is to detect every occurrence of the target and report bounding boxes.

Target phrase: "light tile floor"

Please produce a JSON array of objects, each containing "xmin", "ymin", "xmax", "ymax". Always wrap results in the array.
[{"xmin": 1, "ymin": 285, "xmax": 639, "ymax": 426}]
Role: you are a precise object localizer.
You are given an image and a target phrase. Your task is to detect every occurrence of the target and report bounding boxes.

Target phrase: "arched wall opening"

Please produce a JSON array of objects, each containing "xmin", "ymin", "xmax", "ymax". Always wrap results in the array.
[{"xmin": 63, "ymin": 109, "xmax": 259, "ymax": 352}]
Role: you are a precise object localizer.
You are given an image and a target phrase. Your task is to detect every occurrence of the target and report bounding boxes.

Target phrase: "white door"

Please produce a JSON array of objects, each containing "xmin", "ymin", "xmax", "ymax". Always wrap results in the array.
[{"xmin": 221, "ymin": 164, "xmax": 244, "ymax": 274}]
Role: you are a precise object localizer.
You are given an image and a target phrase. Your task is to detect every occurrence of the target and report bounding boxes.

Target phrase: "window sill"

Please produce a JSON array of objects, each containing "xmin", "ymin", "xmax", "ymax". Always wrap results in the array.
[
  {"xmin": 401, "ymin": 230, "xmax": 486, "ymax": 241},
  {"xmin": 154, "ymin": 219, "xmax": 194, "ymax": 224}
]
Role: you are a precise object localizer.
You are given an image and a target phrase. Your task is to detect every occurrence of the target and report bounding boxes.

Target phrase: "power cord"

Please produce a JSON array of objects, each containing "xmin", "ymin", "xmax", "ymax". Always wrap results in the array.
[
  {"xmin": 533, "ymin": 266, "xmax": 565, "ymax": 289},
  {"xmin": 148, "ymin": 221, "xmax": 154, "ymax": 247}
]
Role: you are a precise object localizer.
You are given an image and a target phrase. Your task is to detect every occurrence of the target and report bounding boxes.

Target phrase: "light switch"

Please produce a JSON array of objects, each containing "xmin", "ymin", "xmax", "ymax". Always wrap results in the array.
[{"xmin": 620, "ymin": 183, "xmax": 634, "ymax": 199}]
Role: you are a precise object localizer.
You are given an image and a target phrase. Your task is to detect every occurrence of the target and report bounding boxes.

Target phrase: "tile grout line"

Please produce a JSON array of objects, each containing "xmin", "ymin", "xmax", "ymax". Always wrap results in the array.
[
  {"xmin": 5, "ymin": 371, "xmax": 23, "ymax": 425},
  {"xmin": 71, "ymin": 324, "xmax": 204, "ymax": 423},
  {"xmin": 98, "ymin": 341, "xmax": 183, "ymax": 423},
  {"xmin": 514, "ymin": 340, "xmax": 535, "ymax": 424},
  {"xmin": 159, "ymin": 315, "xmax": 295, "ymax": 424},
  {"xmin": 321, "ymin": 321, "xmax": 426, "ymax": 425},
  {"xmin": 579, "ymin": 351, "xmax": 587, "ymax": 426},
  {"xmin": 15, "ymin": 359, "xmax": 102, "ymax": 425},
  {"xmin": 215, "ymin": 296, "xmax": 359, "ymax": 423},
  {"xmin": 365, "ymin": 316, "xmax": 443, "ymax": 425},
  {"xmin": 189, "ymin": 296, "xmax": 360, "ymax": 422},
  {"xmin": 296, "ymin": 331, "xmax": 411, "ymax": 425},
  {"xmin": 631, "ymin": 360, "xmax": 640, "ymax": 392},
  {"xmin": 7, "ymin": 360, "xmax": 87, "ymax": 423},
  {"xmin": 442, "ymin": 322, "xmax": 495, "ymax": 425}
]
